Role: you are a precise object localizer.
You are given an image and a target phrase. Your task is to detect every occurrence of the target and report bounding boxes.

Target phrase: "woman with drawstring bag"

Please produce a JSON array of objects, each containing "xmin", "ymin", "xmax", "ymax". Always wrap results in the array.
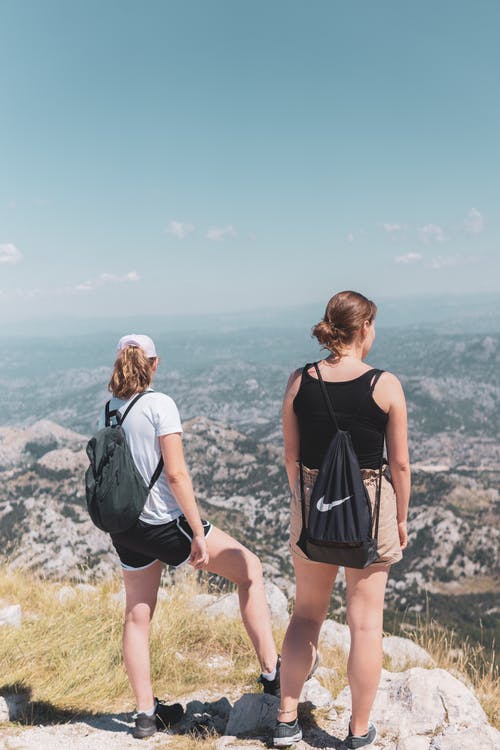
[{"xmin": 274, "ymin": 291, "xmax": 410, "ymax": 748}]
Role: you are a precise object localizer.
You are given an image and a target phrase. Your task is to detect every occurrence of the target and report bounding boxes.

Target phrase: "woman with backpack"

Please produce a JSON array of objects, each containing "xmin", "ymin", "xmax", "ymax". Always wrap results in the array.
[
  {"xmin": 102, "ymin": 334, "xmax": 279, "ymax": 739},
  {"xmin": 274, "ymin": 292, "xmax": 410, "ymax": 748}
]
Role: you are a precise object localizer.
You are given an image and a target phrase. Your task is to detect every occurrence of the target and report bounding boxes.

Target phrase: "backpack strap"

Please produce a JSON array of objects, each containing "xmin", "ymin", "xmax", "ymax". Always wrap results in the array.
[
  {"xmin": 299, "ymin": 362, "xmax": 338, "ymax": 536},
  {"xmin": 116, "ymin": 392, "xmax": 149, "ymax": 425},
  {"xmin": 115, "ymin": 391, "xmax": 164, "ymax": 490},
  {"xmin": 148, "ymin": 459, "xmax": 165, "ymax": 490},
  {"xmin": 104, "ymin": 400, "xmax": 115, "ymax": 427},
  {"xmin": 313, "ymin": 363, "xmax": 339, "ymax": 430},
  {"xmin": 367, "ymin": 370, "xmax": 385, "ymax": 541}
]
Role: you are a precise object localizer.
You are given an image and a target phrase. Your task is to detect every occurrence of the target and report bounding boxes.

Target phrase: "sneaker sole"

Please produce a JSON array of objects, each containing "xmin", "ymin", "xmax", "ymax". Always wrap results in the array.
[
  {"xmin": 273, "ymin": 730, "xmax": 303, "ymax": 746},
  {"xmin": 132, "ymin": 727, "xmax": 156, "ymax": 739}
]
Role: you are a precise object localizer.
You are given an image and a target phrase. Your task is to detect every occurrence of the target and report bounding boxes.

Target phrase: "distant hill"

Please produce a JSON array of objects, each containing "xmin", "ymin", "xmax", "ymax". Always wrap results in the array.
[{"xmin": 1, "ymin": 416, "xmax": 498, "ymax": 651}]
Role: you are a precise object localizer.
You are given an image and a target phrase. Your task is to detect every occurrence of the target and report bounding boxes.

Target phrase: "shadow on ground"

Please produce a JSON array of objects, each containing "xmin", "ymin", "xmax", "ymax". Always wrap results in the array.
[{"xmin": 2, "ymin": 685, "xmax": 344, "ymax": 747}]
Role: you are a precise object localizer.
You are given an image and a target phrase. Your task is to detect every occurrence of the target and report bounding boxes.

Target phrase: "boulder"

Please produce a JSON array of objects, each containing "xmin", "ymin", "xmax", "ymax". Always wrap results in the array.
[
  {"xmin": 225, "ymin": 693, "xmax": 279, "ymax": 736},
  {"xmin": 204, "ymin": 583, "xmax": 289, "ymax": 628},
  {"xmin": 319, "ymin": 619, "xmax": 351, "ymax": 653},
  {"xmin": 314, "ymin": 665, "xmax": 338, "ymax": 682},
  {"xmin": 0, "ymin": 604, "xmax": 22, "ymax": 628},
  {"xmin": 56, "ymin": 586, "xmax": 77, "ymax": 605},
  {"xmin": 75, "ymin": 583, "xmax": 96, "ymax": 595},
  {"xmin": 335, "ymin": 668, "xmax": 488, "ymax": 739},
  {"xmin": 205, "ymin": 593, "xmax": 241, "ymax": 620},
  {"xmin": 299, "ymin": 677, "xmax": 333, "ymax": 708},
  {"xmin": 263, "ymin": 582, "xmax": 289, "ymax": 628},
  {"xmin": 189, "ymin": 593, "xmax": 219, "ymax": 611},
  {"xmin": 397, "ymin": 737, "xmax": 430, "ymax": 750},
  {"xmin": 383, "ymin": 635, "xmax": 434, "ymax": 669},
  {"xmin": 430, "ymin": 725, "xmax": 500, "ymax": 749}
]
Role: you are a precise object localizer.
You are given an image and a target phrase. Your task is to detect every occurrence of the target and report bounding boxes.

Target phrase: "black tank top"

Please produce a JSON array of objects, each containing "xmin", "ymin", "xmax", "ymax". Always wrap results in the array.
[{"xmin": 293, "ymin": 364, "xmax": 388, "ymax": 470}]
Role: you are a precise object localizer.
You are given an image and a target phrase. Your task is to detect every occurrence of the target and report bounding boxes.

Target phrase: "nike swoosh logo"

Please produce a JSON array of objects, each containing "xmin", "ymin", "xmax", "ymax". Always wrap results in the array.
[{"xmin": 316, "ymin": 495, "xmax": 353, "ymax": 512}]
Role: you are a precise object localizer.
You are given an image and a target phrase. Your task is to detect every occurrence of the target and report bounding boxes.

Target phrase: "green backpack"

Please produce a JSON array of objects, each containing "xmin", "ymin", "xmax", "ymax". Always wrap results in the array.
[{"xmin": 85, "ymin": 392, "xmax": 164, "ymax": 534}]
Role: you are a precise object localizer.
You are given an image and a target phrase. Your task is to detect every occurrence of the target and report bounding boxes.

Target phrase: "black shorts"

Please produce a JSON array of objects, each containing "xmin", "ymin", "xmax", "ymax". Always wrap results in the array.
[{"xmin": 111, "ymin": 515, "xmax": 213, "ymax": 571}]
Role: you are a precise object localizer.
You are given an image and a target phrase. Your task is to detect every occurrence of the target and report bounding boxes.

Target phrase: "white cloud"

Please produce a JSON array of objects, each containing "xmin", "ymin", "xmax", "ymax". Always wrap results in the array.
[
  {"xmin": 75, "ymin": 270, "xmax": 140, "ymax": 293},
  {"xmin": 347, "ymin": 232, "xmax": 355, "ymax": 243},
  {"xmin": 166, "ymin": 220, "xmax": 195, "ymax": 239},
  {"xmin": 206, "ymin": 224, "xmax": 237, "ymax": 241},
  {"xmin": 462, "ymin": 208, "xmax": 484, "ymax": 235},
  {"xmin": 394, "ymin": 252, "xmax": 423, "ymax": 264},
  {"xmin": 382, "ymin": 223, "xmax": 406, "ymax": 233},
  {"xmin": 0, "ymin": 243, "xmax": 23, "ymax": 265},
  {"xmin": 418, "ymin": 224, "xmax": 448, "ymax": 245}
]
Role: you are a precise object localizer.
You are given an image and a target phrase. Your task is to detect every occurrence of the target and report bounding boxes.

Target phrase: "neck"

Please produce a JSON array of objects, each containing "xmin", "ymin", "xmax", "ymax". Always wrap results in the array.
[{"xmin": 327, "ymin": 347, "xmax": 364, "ymax": 363}]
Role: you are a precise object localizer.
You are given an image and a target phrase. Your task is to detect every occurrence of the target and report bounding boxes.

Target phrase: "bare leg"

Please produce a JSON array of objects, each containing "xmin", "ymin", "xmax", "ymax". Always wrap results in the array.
[
  {"xmin": 122, "ymin": 560, "xmax": 163, "ymax": 710},
  {"xmin": 278, "ymin": 555, "xmax": 338, "ymax": 721},
  {"xmin": 345, "ymin": 565, "xmax": 390, "ymax": 736},
  {"xmin": 205, "ymin": 526, "xmax": 278, "ymax": 673}
]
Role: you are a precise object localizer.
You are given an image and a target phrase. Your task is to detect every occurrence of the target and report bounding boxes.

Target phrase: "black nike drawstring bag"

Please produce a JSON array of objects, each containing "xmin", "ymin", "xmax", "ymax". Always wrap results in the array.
[{"xmin": 297, "ymin": 363, "xmax": 384, "ymax": 568}]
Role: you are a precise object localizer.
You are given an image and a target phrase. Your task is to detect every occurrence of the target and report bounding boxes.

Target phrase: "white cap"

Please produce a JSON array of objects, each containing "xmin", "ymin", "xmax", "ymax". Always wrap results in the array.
[{"xmin": 117, "ymin": 334, "xmax": 157, "ymax": 358}]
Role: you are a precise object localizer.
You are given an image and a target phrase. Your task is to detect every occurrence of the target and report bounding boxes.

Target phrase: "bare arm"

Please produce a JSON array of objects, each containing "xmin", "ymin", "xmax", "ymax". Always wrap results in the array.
[
  {"xmin": 382, "ymin": 373, "xmax": 411, "ymax": 549},
  {"xmin": 159, "ymin": 433, "xmax": 208, "ymax": 568},
  {"xmin": 282, "ymin": 368, "xmax": 302, "ymax": 492}
]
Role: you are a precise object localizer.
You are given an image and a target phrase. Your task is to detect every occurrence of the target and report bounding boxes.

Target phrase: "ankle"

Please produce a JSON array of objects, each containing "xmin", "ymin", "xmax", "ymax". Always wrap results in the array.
[
  {"xmin": 278, "ymin": 707, "xmax": 297, "ymax": 721},
  {"xmin": 350, "ymin": 719, "xmax": 369, "ymax": 737}
]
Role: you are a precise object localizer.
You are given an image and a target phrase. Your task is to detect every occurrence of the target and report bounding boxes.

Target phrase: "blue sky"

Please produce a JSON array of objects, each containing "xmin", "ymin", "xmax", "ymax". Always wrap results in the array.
[{"xmin": 1, "ymin": 0, "xmax": 499, "ymax": 327}]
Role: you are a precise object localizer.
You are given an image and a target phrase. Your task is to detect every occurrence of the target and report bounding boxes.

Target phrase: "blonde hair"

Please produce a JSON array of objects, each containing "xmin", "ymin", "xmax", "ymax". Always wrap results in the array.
[
  {"xmin": 108, "ymin": 346, "xmax": 155, "ymax": 400},
  {"xmin": 312, "ymin": 290, "xmax": 377, "ymax": 359}
]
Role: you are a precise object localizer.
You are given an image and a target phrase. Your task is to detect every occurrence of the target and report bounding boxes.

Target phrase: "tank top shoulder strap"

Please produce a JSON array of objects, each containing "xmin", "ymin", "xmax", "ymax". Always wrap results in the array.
[
  {"xmin": 300, "ymin": 362, "xmax": 315, "ymax": 386},
  {"xmin": 368, "ymin": 368, "xmax": 384, "ymax": 394}
]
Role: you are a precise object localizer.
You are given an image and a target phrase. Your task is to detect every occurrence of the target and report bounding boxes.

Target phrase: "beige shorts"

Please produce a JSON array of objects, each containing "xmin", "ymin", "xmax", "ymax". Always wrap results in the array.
[{"xmin": 289, "ymin": 465, "xmax": 403, "ymax": 568}]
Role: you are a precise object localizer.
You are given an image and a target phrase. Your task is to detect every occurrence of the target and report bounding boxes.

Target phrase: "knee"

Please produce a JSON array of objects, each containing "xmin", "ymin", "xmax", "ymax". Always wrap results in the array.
[
  {"xmin": 239, "ymin": 551, "xmax": 263, "ymax": 589},
  {"xmin": 125, "ymin": 601, "xmax": 155, "ymax": 629},
  {"xmin": 289, "ymin": 611, "xmax": 324, "ymax": 641}
]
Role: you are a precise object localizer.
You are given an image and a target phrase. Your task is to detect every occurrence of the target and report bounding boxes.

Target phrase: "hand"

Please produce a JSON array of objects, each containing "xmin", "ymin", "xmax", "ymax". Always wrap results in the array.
[
  {"xmin": 189, "ymin": 535, "xmax": 209, "ymax": 569},
  {"xmin": 398, "ymin": 520, "xmax": 408, "ymax": 550}
]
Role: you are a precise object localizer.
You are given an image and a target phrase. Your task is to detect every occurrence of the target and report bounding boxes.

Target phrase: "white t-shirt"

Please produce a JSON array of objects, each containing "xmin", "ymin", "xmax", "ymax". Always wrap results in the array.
[{"xmin": 101, "ymin": 389, "xmax": 183, "ymax": 525}]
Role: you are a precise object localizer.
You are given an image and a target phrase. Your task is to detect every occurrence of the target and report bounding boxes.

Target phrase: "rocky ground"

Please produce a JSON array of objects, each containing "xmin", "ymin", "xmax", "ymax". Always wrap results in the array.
[{"xmin": 1, "ymin": 583, "xmax": 499, "ymax": 750}]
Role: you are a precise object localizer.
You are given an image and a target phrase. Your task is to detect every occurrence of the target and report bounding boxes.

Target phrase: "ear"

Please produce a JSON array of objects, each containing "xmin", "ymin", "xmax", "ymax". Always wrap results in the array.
[
  {"xmin": 360, "ymin": 320, "xmax": 371, "ymax": 338},
  {"xmin": 151, "ymin": 358, "xmax": 159, "ymax": 373}
]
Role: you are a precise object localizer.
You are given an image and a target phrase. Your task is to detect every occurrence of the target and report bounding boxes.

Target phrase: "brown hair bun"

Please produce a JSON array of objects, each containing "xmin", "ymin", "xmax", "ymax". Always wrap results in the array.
[{"xmin": 312, "ymin": 290, "xmax": 377, "ymax": 358}]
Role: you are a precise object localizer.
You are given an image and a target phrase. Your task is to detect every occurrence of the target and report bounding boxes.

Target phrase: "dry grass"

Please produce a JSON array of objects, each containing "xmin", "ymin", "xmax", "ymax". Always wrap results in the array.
[
  {"xmin": 0, "ymin": 566, "xmax": 498, "ymax": 731},
  {"xmin": 0, "ymin": 566, "xmax": 262, "ymax": 717}
]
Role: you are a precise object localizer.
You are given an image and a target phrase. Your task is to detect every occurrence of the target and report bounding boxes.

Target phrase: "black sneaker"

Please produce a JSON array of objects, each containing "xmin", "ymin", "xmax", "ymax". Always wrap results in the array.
[
  {"xmin": 273, "ymin": 718, "xmax": 303, "ymax": 747},
  {"xmin": 344, "ymin": 721, "xmax": 377, "ymax": 749},
  {"xmin": 258, "ymin": 654, "xmax": 281, "ymax": 698},
  {"xmin": 132, "ymin": 698, "xmax": 184, "ymax": 739}
]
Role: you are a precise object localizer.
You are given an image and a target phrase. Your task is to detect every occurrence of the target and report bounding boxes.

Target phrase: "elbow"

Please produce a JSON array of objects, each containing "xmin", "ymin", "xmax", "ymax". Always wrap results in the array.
[
  {"xmin": 165, "ymin": 469, "xmax": 190, "ymax": 485},
  {"xmin": 389, "ymin": 460, "xmax": 410, "ymax": 474}
]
